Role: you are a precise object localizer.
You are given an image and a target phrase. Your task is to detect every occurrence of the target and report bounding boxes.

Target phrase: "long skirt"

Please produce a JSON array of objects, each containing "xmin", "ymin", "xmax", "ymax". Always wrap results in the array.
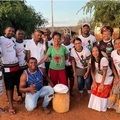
[{"xmin": 88, "ymin": 83, "xmax": 112, "ymax": 112}]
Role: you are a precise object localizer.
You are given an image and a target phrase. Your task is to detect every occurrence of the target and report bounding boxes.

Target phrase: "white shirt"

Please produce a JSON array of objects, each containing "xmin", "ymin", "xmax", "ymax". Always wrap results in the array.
[
  {"xmin": 25, "ymin": 39, "xmax": 46, "ymax": 68},
  {"xmin": 70, "ymin": 47, "xmax": 91, "ymax": 68},
  {"xmin": 94, "ymin": 57, "xmax": 113, "ymax": 85},
  {"xmin": 15, "ymin": 41, "xmax": 26, "ymax": 66},
  {"xmin": 0, "ymin": 36, "xmax": 18, "ymax": 64},
  {"xmin": 62, "ymin": 43, "xmax": 74, "ymax": 66},
  {"xmin": 48, "ymin": 39, "xmax": 53, "ymax": 47},
  {"xmin": 78, "ymin": 34, "xmax": 96, "ymax": 50},
  {"xmin": 111, "ymin": 50, "xmax": 120, "ymax": 75}
]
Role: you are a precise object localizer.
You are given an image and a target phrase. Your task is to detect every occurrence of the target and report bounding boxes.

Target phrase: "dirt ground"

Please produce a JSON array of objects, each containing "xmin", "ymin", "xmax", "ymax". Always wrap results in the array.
[{"xmin": 0, "ymin": 88, "xmax": 120, "ymax": 120}]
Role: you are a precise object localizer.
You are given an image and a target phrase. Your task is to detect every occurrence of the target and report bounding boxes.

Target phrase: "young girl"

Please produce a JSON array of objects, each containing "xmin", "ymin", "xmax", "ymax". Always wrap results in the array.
[
  {"xmin": 88, "ymin": 46, "xmax": 113, "ymax": 112},
  {"xmin": 108, "ymin": 38, "xmax": 120, "ymax": 113},
  {"xmin": 38, "ymin": 32, "xmax": 68, "ymax": 86}
]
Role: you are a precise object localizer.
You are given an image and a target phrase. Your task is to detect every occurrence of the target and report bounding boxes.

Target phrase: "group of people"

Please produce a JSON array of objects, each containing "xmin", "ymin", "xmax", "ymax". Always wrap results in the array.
[{"xmin": 0, "ymin": 23, "xmax": 120, "ymax": 115}]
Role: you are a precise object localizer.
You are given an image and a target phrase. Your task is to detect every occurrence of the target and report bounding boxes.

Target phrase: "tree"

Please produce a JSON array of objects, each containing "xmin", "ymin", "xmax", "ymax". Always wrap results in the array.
[
  {"xmin": 0, "ymin": 0, "xmax": 47, "ymax": 36},
  {"xmin": 82, "ymin": 0, "xmax": 120, "ymax": 28}
]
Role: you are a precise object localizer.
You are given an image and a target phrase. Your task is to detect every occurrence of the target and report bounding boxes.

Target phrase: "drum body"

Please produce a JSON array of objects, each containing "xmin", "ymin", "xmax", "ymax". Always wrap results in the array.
[{"xmin": 53, "ymin": 92, "xmax": 70, "ymax": 113}]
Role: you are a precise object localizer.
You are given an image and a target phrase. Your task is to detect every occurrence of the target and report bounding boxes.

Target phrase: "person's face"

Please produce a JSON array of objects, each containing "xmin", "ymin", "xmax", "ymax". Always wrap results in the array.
[
  {"xmin": 102, "ymin": 31, "xmax": 111, "ymax": 41},
  {"xmin": 45, "ymin": 31, "xmax": 51, "ymax": 38},
  {"xmin": 33, "ymin": 32, "xmax": 43, "ymax": 42},
  {"xmin": 16, "ymin": 31, "xmax": 24, "ymax": 40},
  {"xmin": 5, "ymin": 27, "xmax": 15, "ymax": 38},
  {"xmin": 81, "ymin": 26, "xmax": 90, "ymax": 35},
  {"xmin": 42, "ymin": 33, "xmax": 48, "ymax": 41},
  {"xmin": 28, "ymin": 59, "xmax": 37, "ymax": 70},
  {"xmin": 63, "ymin": 35, "xmax": 70, "ymax": 44},
  {"xmin": 74, "ymin": 40, "xmax": 82, "ymax": 50},
  {"xmin": 114, "ymin": 39, "xmax": 120, "ymax": 50},
  {"xmin": 92, "ymin": 47, "xmax": 99, "ymax": 58},
  {"xmin": 53, "ymin": 35, "xmax": 61, "ymax": 45}
]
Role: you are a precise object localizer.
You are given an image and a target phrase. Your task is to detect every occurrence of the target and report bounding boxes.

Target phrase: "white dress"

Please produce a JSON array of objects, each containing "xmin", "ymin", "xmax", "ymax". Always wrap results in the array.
[{"xmin": 88, "ymin": 57, "xmax": 113, "ymax": 112}]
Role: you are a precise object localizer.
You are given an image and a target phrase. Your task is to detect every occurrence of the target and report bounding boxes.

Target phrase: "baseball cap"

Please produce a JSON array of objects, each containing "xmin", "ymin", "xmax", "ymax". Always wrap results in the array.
[{"xmin": 82, "ymin": 23, "xmax": 90, "ymax": 28}]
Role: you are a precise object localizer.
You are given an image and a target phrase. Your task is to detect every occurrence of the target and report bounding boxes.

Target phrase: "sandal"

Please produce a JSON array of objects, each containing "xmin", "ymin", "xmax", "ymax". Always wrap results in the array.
[
  {"xmin": 0, "ymin": 108, "xmax": 6, "ymax": 113},
  {"xmin": 8, "ymin": 108, "xmax": 16, "ymax": 115}
]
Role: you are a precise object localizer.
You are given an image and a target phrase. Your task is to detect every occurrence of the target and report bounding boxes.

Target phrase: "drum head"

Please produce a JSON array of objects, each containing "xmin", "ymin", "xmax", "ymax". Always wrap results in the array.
[{"xmin": 53, "ymin": 84, "xmax": 69, "ymax": 93}]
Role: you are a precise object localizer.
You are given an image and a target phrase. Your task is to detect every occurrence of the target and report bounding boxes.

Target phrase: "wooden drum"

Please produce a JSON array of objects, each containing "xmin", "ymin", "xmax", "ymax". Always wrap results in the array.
[{"xmin": 53, "ymin": 92, "xmax": 70, "ymax": 113}]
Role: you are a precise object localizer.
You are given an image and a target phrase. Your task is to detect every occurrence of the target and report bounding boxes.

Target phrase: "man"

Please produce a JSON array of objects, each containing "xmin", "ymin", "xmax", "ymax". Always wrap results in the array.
[
  {"xmin": 42, "ymin": 28, "xmax": 52, "ymax": 47},
  {"xmin": 19, "ymin": 57, "xmax": 54, "ymax": 113},
  {"xmin": 42, "ymin": 29, "xmax": 52, "ymax": 74},
  {"xmin": 79, "ymin": 23, "xmax": 96, "ymax": 51},
  {"xmin": 0, "ymin": 47, "xmax": 5, "ymax": 113},
  {"xmin": 15, "ymin": 30, "xmax": 27, "ymax": 101},
  {"xmin": 0, "ymin": 27, "xmax": 19, "ymax": 114},
  {"xmin": 25, "ymin": 30, "xmax": 46, "ymax": 71},
  {"xmin": 62, "ymin": 34, "xmax": 74, "ymax": 95}
]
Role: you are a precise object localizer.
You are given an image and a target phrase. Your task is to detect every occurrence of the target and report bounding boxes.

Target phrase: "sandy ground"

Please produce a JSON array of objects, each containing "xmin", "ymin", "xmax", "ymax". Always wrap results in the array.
[{"xmin": 0, "ymin": 89, "xmax": 120, "ymax": 120}]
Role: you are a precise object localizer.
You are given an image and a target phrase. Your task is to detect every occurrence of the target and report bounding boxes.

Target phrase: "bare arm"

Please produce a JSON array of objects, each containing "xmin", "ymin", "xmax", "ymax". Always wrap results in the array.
[
  {"xmin": 25, "ymin": 50, "xmax": 30, "ymax": 62},
  {"xmin": 111, "ymin": 59, "xmax": 119, "ymax": 80},
  {"xmin": 71, "ymin": 57, "xmax": 76, "ymax": 75},
  {"xmin": 91, "ymin": 70, "xmax": 95, "ymax": 83},
  {"xmin": 19, "ymin": 73, "xmax": 36, "ymax": 93},
  {"xmin": 101, "ymin": 66, "xmax": 108, "ymax": 84},
  {"xmin": 84, "ymin": 63, "xmax": 91, "ymax": 79},
  {"xmin": 37, "ymin": 54, "xmax": 49, "ymax": 66},
  {"xmin": 97, "ymin": 66, "xmax": 108, "ymax": 92},
  {"xmin": 91, "ymin": 70, "xmax": 97, "ymax": 89}
]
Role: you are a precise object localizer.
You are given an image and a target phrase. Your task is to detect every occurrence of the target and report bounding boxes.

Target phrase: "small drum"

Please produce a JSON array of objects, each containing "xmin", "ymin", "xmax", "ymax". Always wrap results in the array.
[{"xmin": 53, "ymin": 84, "xmax": 70, "ymax": 113}]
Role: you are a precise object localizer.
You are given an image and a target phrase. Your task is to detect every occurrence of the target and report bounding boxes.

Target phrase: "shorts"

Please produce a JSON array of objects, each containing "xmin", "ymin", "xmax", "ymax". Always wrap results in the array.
[
  {"xmin": 3, "ymin": 70, "xmax": 20, "ymax": 90},
  {"xmin": 49, "ymin": 69, "xmax": 68, "ymax": 86}
]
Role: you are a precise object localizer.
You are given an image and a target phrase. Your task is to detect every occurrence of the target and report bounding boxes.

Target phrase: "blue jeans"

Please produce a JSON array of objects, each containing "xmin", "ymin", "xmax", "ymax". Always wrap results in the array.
[
  {"xmin": 77, "ymin": 75, "xmax": 92, "ymax": 93},
  {"xmin": 25, "ymin": 86, "xmax": 54, "ymax": 111}
]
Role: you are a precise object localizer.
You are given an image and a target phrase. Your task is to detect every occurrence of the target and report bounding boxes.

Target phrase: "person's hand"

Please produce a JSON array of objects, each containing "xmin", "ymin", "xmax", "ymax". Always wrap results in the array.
[
  {"xmin": 84, "ymin": 72, "xmax": 88, "ymax": 79},
  {"xmin": 73, "ymin": 72, "xmax": 77, "ymax": 81},
  {"xmin": 114, "ymin": 77, "xmax": 120, "ymax": 85},
  {"xmin": 91, "ymin": 81, "xmax": 97, "ymax": 90},
  {"xmin": 29, "ymin": 84, "xmax": 36, "ymax": 94},
  {"xmin": 49, "ymin": 81, "xmax": 54, "ymax": 87},
  {"xmin": 98, "ymin": 70, "xmax": 103, "ymax": 75},
  {"xmin": 98, "ymin": 83, "xmax": 104, "ymax": 92}
]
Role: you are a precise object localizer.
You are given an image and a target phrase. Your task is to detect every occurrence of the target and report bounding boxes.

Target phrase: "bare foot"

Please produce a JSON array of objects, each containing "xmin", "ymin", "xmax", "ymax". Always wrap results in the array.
[
  {"xmin": 8, "ymin": 108, "xmax": 16, "ymax": 115},
  {"xmin": 43, "ymin": 108, "xmax": 51, "ymax": 114},
  {"xmin": 0, "ymin": 108, "xmax": 6, "ymax": 113},
  {"xmin": 13, "ymin": 96, "xmax": 23, "ymax": 104}
]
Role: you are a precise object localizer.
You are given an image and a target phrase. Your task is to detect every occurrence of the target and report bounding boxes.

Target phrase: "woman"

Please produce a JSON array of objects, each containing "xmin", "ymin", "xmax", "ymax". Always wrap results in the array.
[
  {"xmin": 38, "ymin": 32, "xmax": 68, "ymax": 86},
  {"xmin": 88, "ymin": 46, "xmax": 113, "ymax": 112},
  {"xmin": 108, "ymin": 38, "xmax": 120, "ymax": 113},
  {"xmin": 99, "ymin": 26, "xmax": 114, "ymax": 58},
  {"xmin": 70, "ymin": 37, "xmax": 91, "ymax": 95}
]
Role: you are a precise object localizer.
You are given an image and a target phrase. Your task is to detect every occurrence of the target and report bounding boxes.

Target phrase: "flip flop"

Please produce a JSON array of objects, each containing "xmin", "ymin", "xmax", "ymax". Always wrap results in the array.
[
  {"xmin": 0, "ymin": 108, "xmax": 6, "ymax": 113},
  {"xmin": 8, "ymin": 108, "xmax": 16, "ymax": 115}
]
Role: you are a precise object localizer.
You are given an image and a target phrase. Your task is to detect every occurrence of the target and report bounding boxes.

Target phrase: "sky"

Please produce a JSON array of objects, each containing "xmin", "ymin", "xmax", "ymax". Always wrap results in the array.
[{"xmin": 26, "ymin": 0, "xmax": 90, "ymax": 27}]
